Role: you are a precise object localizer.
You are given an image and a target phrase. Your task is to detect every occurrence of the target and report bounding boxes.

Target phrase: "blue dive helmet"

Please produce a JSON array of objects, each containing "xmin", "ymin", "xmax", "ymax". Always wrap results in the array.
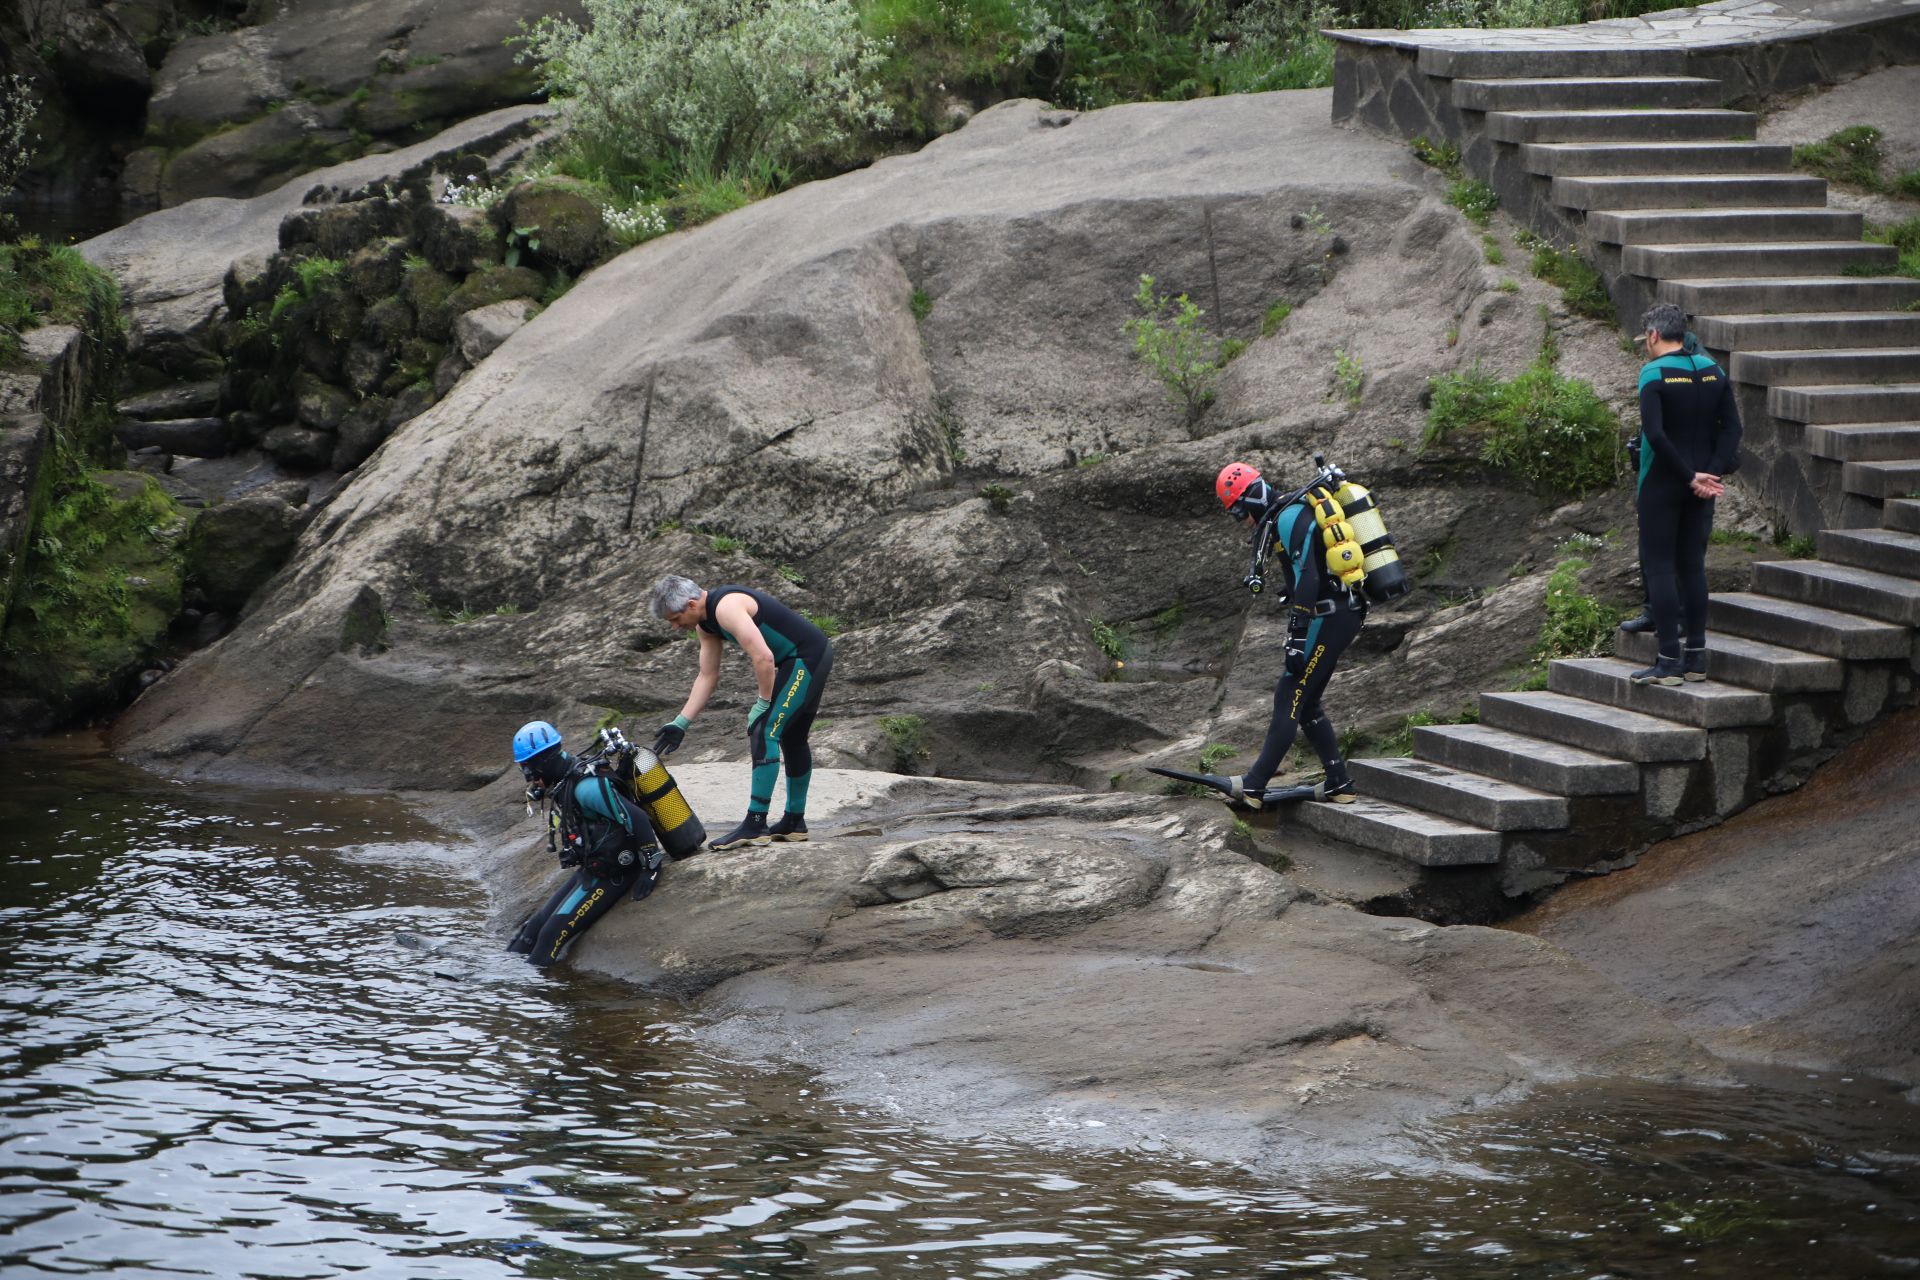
[{"xmin": 512, "ymin": 720, "xmax": 563, "ymax": 763}]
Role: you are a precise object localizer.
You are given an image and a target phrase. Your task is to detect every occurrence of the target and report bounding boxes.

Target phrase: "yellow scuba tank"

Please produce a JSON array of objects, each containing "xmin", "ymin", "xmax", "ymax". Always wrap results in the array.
[
  {"xmin": 628, "ymin": 746, "xmax": 706, "ymax": 858},
  {"xmin": 1306, "ymin": 487, "xmax": 1368, "ymax": 590},
  {"xmin": 1331, "ymin": 479, "xmax": 1411, "ymax": 603}
]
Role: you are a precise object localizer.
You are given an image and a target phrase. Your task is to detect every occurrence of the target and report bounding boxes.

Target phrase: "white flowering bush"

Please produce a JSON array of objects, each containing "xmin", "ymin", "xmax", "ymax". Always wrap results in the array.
[
  {"xmin": 0, "ymin": 75, "xmax": 40, "ymax": 206},
  {"xmin": 514, "ymin": 0, "xmax": 891, "ymax": 187},
  {"xmin": 602, "ymin": 201, "xmax": 672, "ymax": 246},
  {"xmin": 441, "ymin": 177, "xmax": 505, "ymax": 210}
]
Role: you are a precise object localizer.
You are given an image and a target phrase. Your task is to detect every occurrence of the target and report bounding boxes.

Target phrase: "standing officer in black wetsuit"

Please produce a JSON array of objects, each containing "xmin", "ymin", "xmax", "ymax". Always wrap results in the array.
[
  {"xmin": 648, "ymin": 575, "xmax": 834, "ymax": 849},
  {"xmin": 1212, "ymin": 462, "xmax": 1360, "ymax": 808},
  {"xmin": 1630, "ymin": 302, "xmax": 1742, "ymax": 686}
]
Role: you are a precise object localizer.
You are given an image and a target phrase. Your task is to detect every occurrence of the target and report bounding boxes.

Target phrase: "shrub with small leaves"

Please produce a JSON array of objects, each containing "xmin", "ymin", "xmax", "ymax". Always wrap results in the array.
[
  {"xmin": 1126, "ymin": 274, "xmax": 1238, "ymax": 427},
  {"xmin": 0, "ymin": 74, "xmax": 38, "ymax": 209}
]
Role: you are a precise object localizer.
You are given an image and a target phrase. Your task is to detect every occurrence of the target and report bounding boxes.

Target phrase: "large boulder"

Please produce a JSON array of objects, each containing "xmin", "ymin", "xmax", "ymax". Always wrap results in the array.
[
  {"xmin": 115, "ymin": 92, "xmax": 1641, "ymax": 802},
  {"xmin": 454, "ymin": 298, "xmax": 536, "ymax": 364},
  {"xmin": 140, "ymin": 0, "xmax": 580, "ymax": 206},
  {"xmin": 185, "ymin": 491, "xmax": 303, "ymax": 613},
  {"xmin": 81, "ymin": 106, "xmax": 555, "ymax": 383},
  {"xmin": 496, "ymin": 177, "xmax": 609, "ymax": 272}
]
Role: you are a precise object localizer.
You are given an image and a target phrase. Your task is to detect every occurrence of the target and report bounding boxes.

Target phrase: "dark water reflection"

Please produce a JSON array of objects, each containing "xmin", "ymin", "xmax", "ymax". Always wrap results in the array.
[{"xmin": 3, "ymin": 736, "xmax": 1918, "ymax": 1278}]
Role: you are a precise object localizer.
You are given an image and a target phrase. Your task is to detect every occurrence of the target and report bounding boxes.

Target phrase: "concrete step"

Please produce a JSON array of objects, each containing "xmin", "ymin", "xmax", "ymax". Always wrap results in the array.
[
  {"xmin": 1616, "ymin": 628, "xmax": 1844, "ymax": 693},
  {"xmin": 1733, "ymin": 348, "xmax": 1920, "ymax": 387},
  {"xmin": 1842, "ymin": 458, "xmax": 1920, "ymax": 500},
  {"xmin": 1709, "ymin": 591, "xmax": 1910, "ymax": 659},
  {"xmin": 1487, "ymin": 109, "xmax": 1756, "ymax": 145},
  {"xmin": 1771, "ymin": 383, "xmax": 1920, "ymax": 425},
  {"xmin": 1546, "ymin": 657, "xmax": 1777, "ymax": 728},
  {"xmin": 1695, "ymin": 313, "xmax": 1920, "ymax": 352},
  {"xmin": 1420, "ymin": 46, "xmax": 1691, "ymax": 79},
  {"xmin": 1587, "ymin": 207, "xmax": 1861, "ymax": 246},
  {"xmin": 1624, "ymin": 241, "xmax": 1898, "ymax": 280},
  {"xmin": 1414, "ymin": 723, "xmax": 1641, "ymax": 796},
  {"xmin": 1889, "ymin": 499, "xmax": 1920, "ymax": 534},
  {"xmin": 1291, "ymin": 795, "xmax": 1502, "ymax": 868},
  {"xmin": 1453, "ymin": 76, "xmax": 1724, "ymax": 113},
  {"xmin": 1819, "ymin": 527, "xmax": 1920, "ymax": 580},
  {"xmin": 1478, "ymin": 691, "xmax": 1707, "ymax": 762},
  {"xmin": 1552, "ymin": 174, "xmax": 1827, "ymax": 210},
  {"xmin": 1348, "ymin": 757, "xmax": 1568, "ymax": 831},
  {"xmin": 1751, "ymin": 559, "xmax": 1920, "ymax": 627},
  {"xmin": 1520, "ymin": 141, "xmax": 1793, "ymax": 177},
  {"xmin": 1661, "ymin": 276, "xmax": 1920, "ymax": 314},
  {"xmin": 1805, "ymin": 422, "xmax": 1920, "ymax": 463}
]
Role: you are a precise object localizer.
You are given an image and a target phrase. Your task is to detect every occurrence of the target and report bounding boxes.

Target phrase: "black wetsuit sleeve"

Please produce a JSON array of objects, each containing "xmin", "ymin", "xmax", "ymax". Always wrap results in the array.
[
  {"xmin": 1709, "ymin": 376, "xmax": 1743, "ymax": 476},
  {"xmin": 1639, "ymin": 379, "xmax": 1691, "ymax": 481}
]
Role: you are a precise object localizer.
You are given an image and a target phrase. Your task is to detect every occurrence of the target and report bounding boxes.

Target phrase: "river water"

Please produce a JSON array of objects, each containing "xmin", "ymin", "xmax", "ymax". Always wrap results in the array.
[{"xmin": 4, "ymin": 736, "xmax": 1918, "ymax": 1279}]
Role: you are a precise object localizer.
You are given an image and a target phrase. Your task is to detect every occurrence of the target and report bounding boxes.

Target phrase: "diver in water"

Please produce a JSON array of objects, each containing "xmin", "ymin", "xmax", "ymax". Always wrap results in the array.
[
  {"xmin": 1210, "ymin": 461, "xmax": 1362, "ymax": 808},
  {"xmin": 649, "ymin": 575, "xmax": 834, "ymax": 850},
  {"xmin": 506, "ymin": 721, "xmax": 667, "ymax": 968}
]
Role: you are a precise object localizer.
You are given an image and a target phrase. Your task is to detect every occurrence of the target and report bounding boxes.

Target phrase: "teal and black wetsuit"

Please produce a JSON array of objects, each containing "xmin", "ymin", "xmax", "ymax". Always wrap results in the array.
[
  {"xmin": 1241, "ymin": 500, "xmax": 1362, "ymax": 794},
  {"xmin": 700, "ymin": 585, "xmax": 834, "ymax": 818},
  {"xmin": 508, "ymin": 771, "xmax": 664, "ymax": 968},
  {"xmin": 1637, "ymin": 349, "xmax": 1742, "ymax": 657}
]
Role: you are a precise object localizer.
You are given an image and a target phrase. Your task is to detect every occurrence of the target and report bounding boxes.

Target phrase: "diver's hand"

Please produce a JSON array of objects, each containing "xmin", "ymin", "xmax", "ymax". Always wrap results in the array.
[{"xmin": 653, "ymin": 714, "xmax": 690, "ymax": 756}]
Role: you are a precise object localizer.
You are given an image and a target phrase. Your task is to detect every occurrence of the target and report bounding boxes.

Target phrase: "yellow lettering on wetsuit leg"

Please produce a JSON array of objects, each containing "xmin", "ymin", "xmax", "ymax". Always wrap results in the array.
[
  {"xmin": 1288, "ymin": 644, "xmax": 1326, "ymax": 722},
  {"xmin": 545, "ymin": 885, "xmax": 606, "ymax": 962}
]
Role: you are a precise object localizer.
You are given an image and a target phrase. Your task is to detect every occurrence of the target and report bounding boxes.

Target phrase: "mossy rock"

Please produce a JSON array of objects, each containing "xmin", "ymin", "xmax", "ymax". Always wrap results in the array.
[
  {"xmin": 332, "ymin": 397, "xmax": 395, "ymax": 472},
  {"xmin": 0, "ymin": 468, "xmax": 187, "ymax": 727},
  {"xmin": 413, "ymin": 201, "xmax": 503, "ymax": 276},
  {"xmin": 443, "ymin": 265, "xmax": 545, "ymax": 322},
  {"xmin": 498, "ymin": 178, "xmax": 609, "ymax": 273},
  {"xmin": 185, "ymin": 493, "xmax": 301, "ymax": 613},
  {"xmin": 261, "ymin": 423, "xmax": 337, "ymax": 470},
  {"xmin": 293, "ymin": 373, "xmax": 354, "ymax": 430},
  {"xmin": 346, "ymin": 237, "xmax": 410, "ymax": 303},
  {"xmin": 362, "ymin": 295, "xmax": 415, "ymax": 348},
  {"xmin": 403, "ymin": 264, "xmax": 458, "ymax": 341}
]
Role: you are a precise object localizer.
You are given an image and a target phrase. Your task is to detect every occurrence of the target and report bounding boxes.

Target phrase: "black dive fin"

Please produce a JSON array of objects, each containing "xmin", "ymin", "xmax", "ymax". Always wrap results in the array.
[
  {"xmin": 1260, "ymin": 779, "xmax": 1358, "ymax": 805},
  {"xmin": 1147, "ymin": 767, "xmax": 1256, "ymax": 808}
]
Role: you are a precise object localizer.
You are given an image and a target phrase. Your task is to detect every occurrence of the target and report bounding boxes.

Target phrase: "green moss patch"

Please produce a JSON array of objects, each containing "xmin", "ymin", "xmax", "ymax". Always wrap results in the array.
[{"xmin": 0, "ymin": 240, "xmax": 125, "ymax": 368}]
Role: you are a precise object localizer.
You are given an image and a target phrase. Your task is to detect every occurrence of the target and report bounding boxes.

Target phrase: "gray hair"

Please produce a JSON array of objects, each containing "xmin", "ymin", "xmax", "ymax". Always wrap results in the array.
[
  {"xmin": 1640, "ymin": 302, "xmax": 1688, "ymax": 342},
  {"xmin": 649, "ymin": 574, "xmax": 702, "ymax": 620}
]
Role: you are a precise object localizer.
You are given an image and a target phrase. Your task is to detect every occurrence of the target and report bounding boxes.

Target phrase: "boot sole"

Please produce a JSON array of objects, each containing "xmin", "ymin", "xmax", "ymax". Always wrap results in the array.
[
  {"xmin": 711, "ymin": 834, "xmax": 772, "ymax": 850},
  {"xmin": 1630, "ymin": 675, "xmax": 1684, "ymax": 686},
  {"xmin": 1684, "ymin": 673, "xmax": 1708, "ymax": 683},
  {"xmin": 770, "ymin": 832, "xmax": 809, "ymax": 843}
]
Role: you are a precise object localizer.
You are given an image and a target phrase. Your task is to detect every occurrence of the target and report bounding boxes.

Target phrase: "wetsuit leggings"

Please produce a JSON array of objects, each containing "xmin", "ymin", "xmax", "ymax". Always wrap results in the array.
[
  {"xmin": 1637, "ymin": 480, "xmax": 1713, "ymax": 657},
  {"xmin": 748, "ymin": 651, "xmax": 832, "ymax": 816},
  {"xmin": 1243, "ymin": 606, "xmax": 1363, "ymax": 793},
  {"xmin": 508, "ymin": 866, "xmax": 639, "ymax": 968}
]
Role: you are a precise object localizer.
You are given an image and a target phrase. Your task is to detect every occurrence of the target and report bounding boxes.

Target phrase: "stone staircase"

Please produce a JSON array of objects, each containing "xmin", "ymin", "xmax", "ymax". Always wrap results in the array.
[{"xmin": 1287, "ymin": 17, "xmax": 1920, "ymax": 905}]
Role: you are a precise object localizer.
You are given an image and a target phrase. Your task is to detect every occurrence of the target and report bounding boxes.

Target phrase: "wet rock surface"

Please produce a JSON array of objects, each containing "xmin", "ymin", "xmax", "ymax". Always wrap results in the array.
[{"xmin": 467, "ymin": 763, "xmax": 1728, "ymax": 1172}]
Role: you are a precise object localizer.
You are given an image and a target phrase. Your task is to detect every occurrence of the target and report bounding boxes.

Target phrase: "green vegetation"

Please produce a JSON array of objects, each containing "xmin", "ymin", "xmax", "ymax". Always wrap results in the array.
[
  {"xmin": 1426, "ymin": 358, "xmax": 1620, "ymax": 499},
  {"xmin": 1330, "ymin": 348, "xmax": 1364, "ymax": 407},
  {"xmin": 1198, "ymin": 743, "xmax": 1237, "ymax": 772},
  {"xmin": 979, "ymin": 482, "xmax": 1015, "ymax": 513},
  {"xmin": 1447, "ymin": 178, "xmax": 1498, "ymax": 226},
  {"xmin": 1863, "ymin": 217, "xmax": 1920, "ymax": 280},
  {"xmin": 1089, "ymin": 616, "xmax": 1128, "ymax": 663},
  {"xmin": 1481, "ymin": 234, "xmax": 1504, "ymax": 265},
  {"xmin": 1125, "ymin": 274, "xmax": 1238, "ymax": 426},
  {"xmin": 1525, "ymin": 239, "xmax": 1612, "ymax": 320},
  {"xmin": 1532, "ymin": 555, "xmax": 1614, "ymax": 664},
  {"xmin": 1791, "ymin": 125, "xmax": 1888, "ymax": 189},
  {"xmin": 1260, "ymin": 300, "xmax": 1293, "ymax": 337},
  {"xmin": 777, "ymin": 563, "xmax": 807, "ymax": 584},
  {"xmin": 909, "ymin": 286, "xmax": 932, "ymax": 321},
  {"xmin": 0, "ymin": 73, "xmax": 38, "ymax": 220},
  {"xmin": 1410, "ymin": 134, "xmax": 1461, "ymax": 174},
  {"xmin": 803, "ymin": 611, "xmax": 845, "ymax": 637},
  {"xmin": 1162, "ymin": 741, "xmax": 1239, "ymax": 796},
  {"xmin": 878, "ymin": 712, "xmax": 929, "ymax": 771},
  {"xmin": 0, "ymin": 239, "xmax": 126, "ymax": 366},
  {"xmin": 1370, "ymin": 705, "xmax": 1478, "ymax": 758},
  {"xmin": 1077, "ymin": 451, "xmax": 1111, "ymax": 467},
  {"xmin": 1772, "ymin": 527, "xmax": 1818, "ymax": 559},
  {"xmin": 708, "ymin": 532, "xmax": 744, "ymax": 554}
]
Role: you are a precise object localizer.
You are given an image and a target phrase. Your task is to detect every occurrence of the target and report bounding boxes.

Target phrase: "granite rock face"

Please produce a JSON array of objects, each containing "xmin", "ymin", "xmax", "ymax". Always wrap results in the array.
[{"xmin": 113, "ymin": 91, "xmax": 1648, "ymax": 795}]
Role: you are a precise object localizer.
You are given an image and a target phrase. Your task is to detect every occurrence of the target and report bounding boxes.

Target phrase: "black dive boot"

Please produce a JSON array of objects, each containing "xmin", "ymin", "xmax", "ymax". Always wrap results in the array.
[
  {"xmin": 1630, "ymin": 652, "xmax": 1685, "ymax": 686},
  {"xmin": 711, "ymin": 812, "xmax": 771, "ymax": 850},
  {"xmin": 768, "ymin": 813, "xmax": 810, "ymax": 843},
  {"xmin": 1618, "ymin": 603, "xmax": 1654, "ymax": 634},
  {"xmin": 1683, "ymin": 647, "xmax": 1709, "ymax": 683}
]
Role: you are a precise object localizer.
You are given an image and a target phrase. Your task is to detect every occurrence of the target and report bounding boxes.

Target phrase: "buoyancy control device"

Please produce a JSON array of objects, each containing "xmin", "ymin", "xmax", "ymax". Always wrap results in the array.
[{"xmin": 1245, "ymin": 454, "xmax": 1411, "ymax": 605}]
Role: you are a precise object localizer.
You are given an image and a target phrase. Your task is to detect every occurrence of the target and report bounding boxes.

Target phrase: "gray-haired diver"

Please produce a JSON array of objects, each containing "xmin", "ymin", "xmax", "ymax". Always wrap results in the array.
[{"xmin": 649, "ymin": 576, "xmax": 834, "ymax": 850}]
